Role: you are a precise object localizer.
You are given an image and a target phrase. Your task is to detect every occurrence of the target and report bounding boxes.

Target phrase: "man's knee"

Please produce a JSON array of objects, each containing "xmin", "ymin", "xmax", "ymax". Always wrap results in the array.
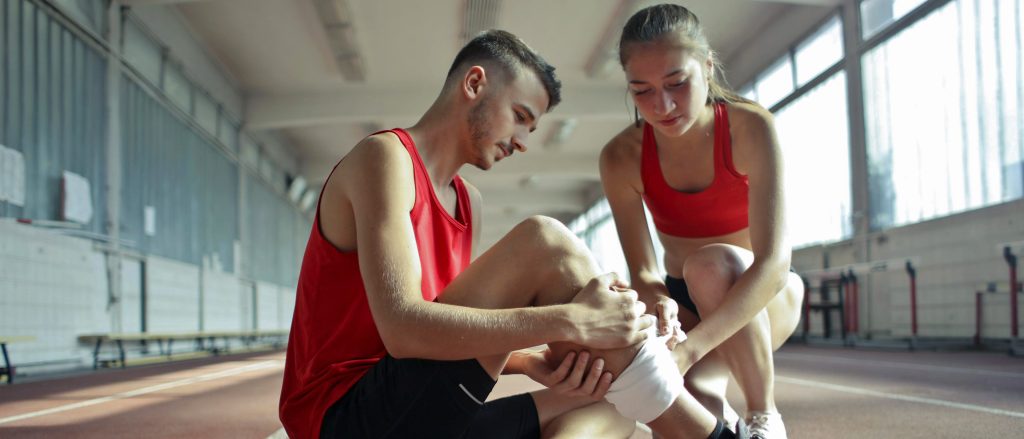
[
  {"xmin": 513, "ymin": 215, "xmax": 596, "ymax": 280},
  {"xmin": 515, "ymin": 216, "xmax": 585, "ymax": 252}
]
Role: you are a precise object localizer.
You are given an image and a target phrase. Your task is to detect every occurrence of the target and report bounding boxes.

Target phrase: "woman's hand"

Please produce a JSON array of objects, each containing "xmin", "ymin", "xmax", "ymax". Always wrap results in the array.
[
  {"xmin": 652, "ymin": 294, "xmax": 687, "ymax": 350},
  {"xmin": 513, "ymin": 349, "xmax": 614, "ymax": 401}
]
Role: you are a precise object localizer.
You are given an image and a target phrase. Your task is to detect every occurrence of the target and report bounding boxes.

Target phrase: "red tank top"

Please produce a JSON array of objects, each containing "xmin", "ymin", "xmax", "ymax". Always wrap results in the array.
[
  {"xmin": 279, "ymin": 128, "xmax": 473, "ymax": 439},
  {"xmin": 641, "ymin": 102, "xmax": 749, "ymax": 238}
]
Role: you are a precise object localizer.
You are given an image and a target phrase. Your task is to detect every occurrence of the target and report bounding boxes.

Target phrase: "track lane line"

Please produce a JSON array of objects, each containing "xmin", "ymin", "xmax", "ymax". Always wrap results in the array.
[
  {"xmin": 0, "ymin": 360, "xmax": 284, "ymax": 426},
  {"xmin": 776, "ymin": 352, "xmax": 1024, "ymax": 379},
  {"xmin": 776, "ymin": 375, "xmax": 1024, "ymax": 419}
]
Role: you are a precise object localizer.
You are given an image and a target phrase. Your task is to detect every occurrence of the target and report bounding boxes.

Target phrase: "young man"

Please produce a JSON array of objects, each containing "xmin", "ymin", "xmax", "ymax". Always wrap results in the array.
[{"xmin": 278, "ymin": 30, "xmax": 657, "ymax": 439}]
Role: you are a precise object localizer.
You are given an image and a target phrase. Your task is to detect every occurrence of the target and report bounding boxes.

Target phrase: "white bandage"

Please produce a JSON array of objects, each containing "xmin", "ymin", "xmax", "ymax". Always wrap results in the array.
[{"xmin": 604, "ymin": 326, "xmax": 684, "ymax": 423}]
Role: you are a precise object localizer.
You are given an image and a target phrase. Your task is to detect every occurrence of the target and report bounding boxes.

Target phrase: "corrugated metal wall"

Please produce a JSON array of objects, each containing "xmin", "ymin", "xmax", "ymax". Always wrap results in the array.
[
  {"xmin": 244, "ymin": 173, "xmax": 307, "ymax": 287},
  {"xmin": 0, "ymin": 0, "xmax": 107, "ymax": 233},
  {"xmin": 120, "ymin": 79, "xmax": 239, "ymax": 268},
  {"xmin": 2, "ymin": 0, "xmax": 307, "ymax": 286}
]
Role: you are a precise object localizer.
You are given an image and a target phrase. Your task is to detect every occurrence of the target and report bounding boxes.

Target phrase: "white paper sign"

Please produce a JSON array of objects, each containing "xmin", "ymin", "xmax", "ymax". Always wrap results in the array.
[
  {"xmin": 62, "ymin": 170, "xmax": 94, "ymax": 224},
  {"xmin": 0, "ymin": 146, "xmax": 9, "ymax": 202},
  {"xmin": 144, "ymin": 205, "xmax": 157, "ymax": 236},
  {"xmin": 0, "ymin": 146, "xmax": 26, "ymax": 206},
  {"xmin": 8, "ymin": 147, "xmax": 25, "ymax": 206}
]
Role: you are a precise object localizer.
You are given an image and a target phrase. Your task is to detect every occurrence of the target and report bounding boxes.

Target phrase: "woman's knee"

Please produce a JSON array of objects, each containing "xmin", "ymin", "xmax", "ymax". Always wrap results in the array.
[{"xmin": 681, "ymin": 245, "xmax": 746, "ymax": 311}]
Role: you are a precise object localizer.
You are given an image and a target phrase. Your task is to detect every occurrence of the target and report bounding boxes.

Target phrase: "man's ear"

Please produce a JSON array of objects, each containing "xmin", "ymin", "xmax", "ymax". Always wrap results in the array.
[{"xmin": 462, "ymin": 65, "xmax": 488, "ymax": 100}]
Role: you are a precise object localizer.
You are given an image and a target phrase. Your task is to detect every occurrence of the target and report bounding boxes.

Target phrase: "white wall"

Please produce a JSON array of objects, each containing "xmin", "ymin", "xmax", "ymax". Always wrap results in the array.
[
  {"xmin": 145, "ymin": 256, "xmax": 201, "ymax": 333},
  {"xmin": 0, "ymin": 221, "xmax": 109, "ymax": 366},
  {"xmin": 0, "ymin": 222, "xmax": 294, "ymax": 374},
  {"xmin": 793, "ymin": 198, "xmax": 1024, "ymax": 339},
  {"xmin": 201, "ymin": 270, "xmax": 244, "ymax": 332},
  {"xmin": 120, "ymin": 259, "xmax": 144, "ymax": 333},
  {"xmin": 256, "ymin": 281, "xmax": 282, "ymax": 331}
]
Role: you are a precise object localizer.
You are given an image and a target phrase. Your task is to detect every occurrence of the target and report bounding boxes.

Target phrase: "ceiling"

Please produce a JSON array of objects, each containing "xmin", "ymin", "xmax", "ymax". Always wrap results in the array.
[{"xmin": 137, "ymin": 0, "xmax": 836, "ymax": 249}]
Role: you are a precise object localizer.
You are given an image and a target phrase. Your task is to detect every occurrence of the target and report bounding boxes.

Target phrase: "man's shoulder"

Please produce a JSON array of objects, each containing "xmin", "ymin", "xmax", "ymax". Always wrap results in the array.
[
  {"xmin": 330, "ymin": 131, "xmax": 415, "ymax": 195},
  {"xmin": 347, "ymin": 131, "xmax": 408, "ymax": 164}
]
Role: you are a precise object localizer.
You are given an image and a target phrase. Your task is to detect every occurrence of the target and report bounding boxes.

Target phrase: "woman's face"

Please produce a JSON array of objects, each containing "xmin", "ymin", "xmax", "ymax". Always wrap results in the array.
[{"xmin": 623, "ymin": 36, "xmax": 711, "ymax": 137}]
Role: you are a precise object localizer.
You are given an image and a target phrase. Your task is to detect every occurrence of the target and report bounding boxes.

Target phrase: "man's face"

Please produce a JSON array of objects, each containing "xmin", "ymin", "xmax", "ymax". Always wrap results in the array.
[{"xmin": 467, "ymin": 69, "xmax": 549, "ymax": 171}]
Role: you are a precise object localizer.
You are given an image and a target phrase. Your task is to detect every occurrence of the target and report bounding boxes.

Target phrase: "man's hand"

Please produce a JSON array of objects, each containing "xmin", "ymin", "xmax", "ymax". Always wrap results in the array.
[
  {"xmin": 569, "ymin": 272, "xmax": 656, "ymax": 349},
  {"xmin": 513, "ymin": 349, "xmax": 613, "ymax": 401}
]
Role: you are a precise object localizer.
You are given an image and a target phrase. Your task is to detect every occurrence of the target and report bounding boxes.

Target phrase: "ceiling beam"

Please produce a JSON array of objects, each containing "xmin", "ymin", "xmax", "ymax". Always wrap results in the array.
[
  {"xmin": 123, "ymin": 0, "xmax": 219, "ymax": 6},
  {"xmin": 751, "ymin": 0, "xmax": 840, "ymax": 5},
  {"xmin": 245, "ymin": 85, "xmax": 630, "ymax": 130},
  {"xmin": 478, "ymin": 187, "xmax": 591, "ymax": 213},
  {"xmin": 302, "ymin": 151, "xmax": 601, "ymax": 186}
]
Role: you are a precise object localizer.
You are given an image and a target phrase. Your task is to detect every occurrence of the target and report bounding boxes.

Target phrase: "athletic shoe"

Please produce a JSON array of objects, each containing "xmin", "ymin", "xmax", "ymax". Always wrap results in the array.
[{"xmin": 747, "ymin": 411, "xmax": 786, "ymax": 439}]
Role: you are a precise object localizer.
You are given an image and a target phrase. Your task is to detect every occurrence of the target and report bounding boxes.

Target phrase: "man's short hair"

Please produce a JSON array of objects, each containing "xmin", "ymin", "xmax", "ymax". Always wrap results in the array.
[{"xmin": 446, "ymin": 30, "xmax": 562, "ymax": 111}]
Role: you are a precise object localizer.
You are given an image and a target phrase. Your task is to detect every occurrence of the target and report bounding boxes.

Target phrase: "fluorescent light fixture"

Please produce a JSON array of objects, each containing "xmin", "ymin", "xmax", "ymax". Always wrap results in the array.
[
  {"xmin": 461, "ymin": 0, "xmax": 503, "ymax": 44},
  {"xmin": 314, "ymin": 0, "xmax": 365, "ymax": 81},
  {"xmin": 288, "ymin": 176, "xmax": 308, "ymax": 202},
  {"xmin": 544, "ymin": 118, "xmax": 577, "ymax": 149},
  {"xmin": 300, "ymin": 189, "xmax": 318, "ymax": 212}
]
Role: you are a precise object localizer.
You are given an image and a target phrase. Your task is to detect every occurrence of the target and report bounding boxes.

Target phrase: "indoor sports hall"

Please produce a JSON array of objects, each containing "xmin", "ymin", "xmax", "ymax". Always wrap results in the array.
[{"xmin": 0, "ymin": 1, "xmax": 1021, "ymax": 438}]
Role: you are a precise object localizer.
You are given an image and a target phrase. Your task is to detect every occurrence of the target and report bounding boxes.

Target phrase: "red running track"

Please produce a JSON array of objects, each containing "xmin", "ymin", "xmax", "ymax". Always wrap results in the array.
[{"xmin": 1, "ymin": 345, "xmax": 1022, "ymax": 438}]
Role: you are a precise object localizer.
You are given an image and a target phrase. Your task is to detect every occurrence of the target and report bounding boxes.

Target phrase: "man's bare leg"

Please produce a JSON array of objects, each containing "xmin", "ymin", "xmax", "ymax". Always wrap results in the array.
[
  {"xmin": 438, "ymin": 216, "xmax": 641, "ymax": 430},
  {"xmin": 438, "ymin": 216, "xmax": 723, "ymax": 437}
]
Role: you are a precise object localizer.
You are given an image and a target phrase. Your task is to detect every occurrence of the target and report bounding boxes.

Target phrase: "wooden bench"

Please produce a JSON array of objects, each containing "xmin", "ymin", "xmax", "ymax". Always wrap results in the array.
[
  {"xmin": 1, "ymin": 336, "xmax": 37, "ymax": 384},
  {"xmin": 78, "ymin": 330, "xmax": 288, "ymax": 369}
]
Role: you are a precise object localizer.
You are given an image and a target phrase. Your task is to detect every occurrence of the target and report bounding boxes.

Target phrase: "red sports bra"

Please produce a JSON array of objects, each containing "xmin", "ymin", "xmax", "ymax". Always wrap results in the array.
[{"xmin": 640, "ymin": 102, "xmax": 749, "ymax": 238}]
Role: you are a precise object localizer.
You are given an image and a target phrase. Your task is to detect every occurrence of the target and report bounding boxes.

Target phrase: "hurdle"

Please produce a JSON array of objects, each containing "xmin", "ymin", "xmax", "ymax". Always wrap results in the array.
[{"xmin": 800, "ymin": 257, "xmax": 919, "ymax": 348}]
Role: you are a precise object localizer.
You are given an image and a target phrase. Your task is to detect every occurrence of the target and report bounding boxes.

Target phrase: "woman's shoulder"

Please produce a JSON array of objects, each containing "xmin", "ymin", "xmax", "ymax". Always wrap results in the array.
[
  {"xmin": 722, "ymin": 101, "xmax": 775, "ymax": 141},
  {"xmin": 601, "ymin": 123, "xmax": 644, "ymax": 162}
]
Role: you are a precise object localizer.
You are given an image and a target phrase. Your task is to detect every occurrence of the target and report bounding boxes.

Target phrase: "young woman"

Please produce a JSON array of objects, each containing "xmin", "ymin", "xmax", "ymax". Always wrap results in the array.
[{"xmin": 599, "ymin": 4, "xmax": 805, "ymax": 438}]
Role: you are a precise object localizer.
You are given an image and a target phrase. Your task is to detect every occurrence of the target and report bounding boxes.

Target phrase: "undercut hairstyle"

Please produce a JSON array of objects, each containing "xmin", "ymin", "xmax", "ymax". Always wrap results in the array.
[{"xmin": 446, "ymin": 29, "xmax": 562, "ymax": 110}]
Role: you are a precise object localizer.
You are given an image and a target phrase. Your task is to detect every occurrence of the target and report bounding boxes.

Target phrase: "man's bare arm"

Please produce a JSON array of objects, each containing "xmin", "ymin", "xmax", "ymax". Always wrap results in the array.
[{"xmin": 338, "ymin": 134, "xmax": 645, "ymax": 360}]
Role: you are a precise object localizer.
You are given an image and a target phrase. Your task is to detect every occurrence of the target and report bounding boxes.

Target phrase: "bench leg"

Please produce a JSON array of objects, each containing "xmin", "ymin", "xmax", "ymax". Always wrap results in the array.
[
  {"xmin": 93, "ymin": 340, "xmax": 103, "ymax": 370},
  {"xmin": 167, "ymin": 339, "xmax": 174, "ymax": 360},
  {"xmin": 2, "ymin": 343, "xmax": 12, "ymax": 385},
  {"xmin": 117, "ymin": 340, "xmax": 126, "ymax": 369}
]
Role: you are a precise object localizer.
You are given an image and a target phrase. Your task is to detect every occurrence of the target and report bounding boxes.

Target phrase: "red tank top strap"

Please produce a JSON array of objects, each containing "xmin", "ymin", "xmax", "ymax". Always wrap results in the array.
[
  {"xmin": 640, "ymin": 122, "xmax": 658, "ymax": 187},
  {"xmin": 714, "ymin": 102, "xmax": 744, "ymax": 179}
]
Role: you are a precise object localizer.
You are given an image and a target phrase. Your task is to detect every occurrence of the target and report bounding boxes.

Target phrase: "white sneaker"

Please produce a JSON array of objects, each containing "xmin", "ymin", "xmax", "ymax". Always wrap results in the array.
[{"xmin": 747, "ymin": 411, "xmax": 787, "ymax": 439}]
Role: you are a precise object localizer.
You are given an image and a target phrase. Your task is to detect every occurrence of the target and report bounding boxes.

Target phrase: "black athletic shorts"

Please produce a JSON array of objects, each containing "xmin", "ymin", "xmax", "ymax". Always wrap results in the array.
[
  {"xmin": 665, "ymin": 275, "xmax": 701, "ymax": 318},
  {"xmin": 320, "ymin": 354, "xmax": 540, "ymax": 439},
  {"xmin": 665, "ymin": 268, "xmax": 795, "ymax": 320}
]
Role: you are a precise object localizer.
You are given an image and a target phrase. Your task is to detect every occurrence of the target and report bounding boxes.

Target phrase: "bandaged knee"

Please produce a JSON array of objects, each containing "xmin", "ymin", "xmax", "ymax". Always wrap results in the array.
[{"xmin": 604, "ymin": 326, "xmax": 684, "ymax": 423}]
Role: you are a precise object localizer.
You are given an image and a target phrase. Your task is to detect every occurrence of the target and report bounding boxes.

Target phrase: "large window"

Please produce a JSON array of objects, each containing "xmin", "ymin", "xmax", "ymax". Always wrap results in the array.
[
  {"xmin": 568, "ymin": 199, "xmax": 665, "ymax": 279},
  {"xmin": 776, "ymin": 73, "xmax": 853, "ymax": 246},
  {"xmin": 795, "ymin": 15, "xmax": 843, "ymax": 85},
  {"xmin": 742, "ymin": 14, "xmax": 852, "ymax": 248},
  {"xmin": 863, "ymin": 0, "xmax": 1023, "ymax": 229},
  {"xmin": 861, "ymin": 0, "xmax": 929, "ymax": 39}
]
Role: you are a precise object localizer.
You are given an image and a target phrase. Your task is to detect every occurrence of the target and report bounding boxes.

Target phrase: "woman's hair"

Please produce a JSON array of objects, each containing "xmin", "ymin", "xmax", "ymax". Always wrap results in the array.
[{"xmin": 618, "ymin": 4, "xmax": 753, "ymax": 106}]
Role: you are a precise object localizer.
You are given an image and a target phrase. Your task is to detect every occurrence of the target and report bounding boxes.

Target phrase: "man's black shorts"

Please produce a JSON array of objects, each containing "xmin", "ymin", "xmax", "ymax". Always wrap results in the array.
[{"xmin": 320, "ymin": 355, "xmax": 540, "ymax": 438}]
